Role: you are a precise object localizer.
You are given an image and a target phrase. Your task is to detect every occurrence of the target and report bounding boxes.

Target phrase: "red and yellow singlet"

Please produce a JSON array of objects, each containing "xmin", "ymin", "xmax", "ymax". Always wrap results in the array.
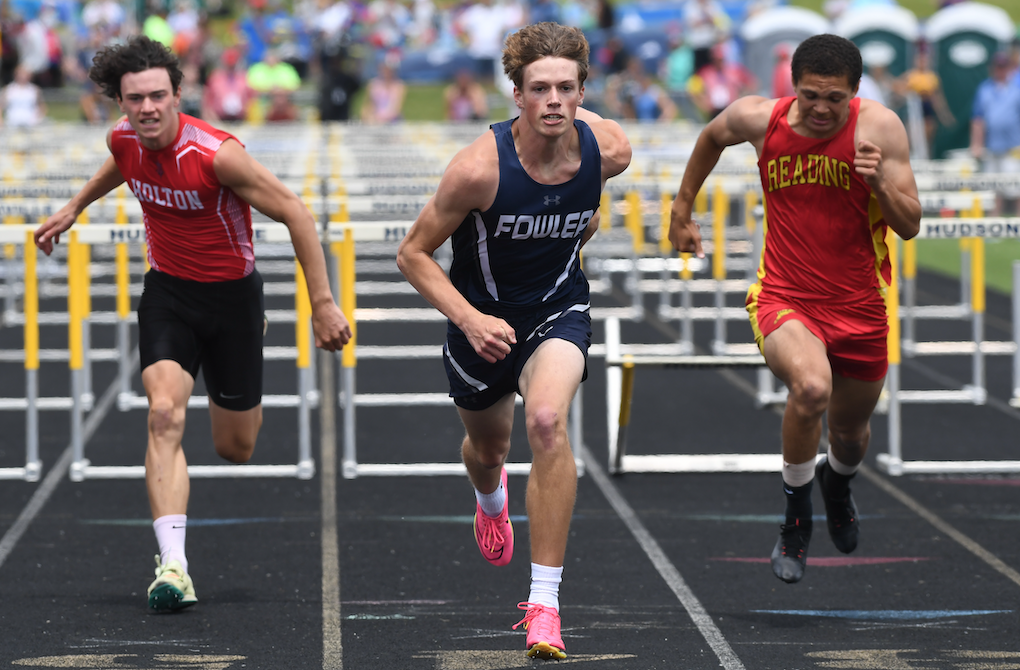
[
  {"xmin": 110, "ymin": 113, "xmax": 255, "ymax": 282},
  {"xmin": 751, "ymin": 96, "xmax": 889, "ymax": 302},
  {"xmin": 746, "ymin": 97, "xmax": 891, "ymax": 380}
]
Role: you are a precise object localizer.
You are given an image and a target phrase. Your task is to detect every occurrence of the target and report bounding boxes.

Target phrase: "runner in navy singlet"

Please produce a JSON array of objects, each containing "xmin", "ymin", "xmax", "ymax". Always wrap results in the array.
[{"xmin": 397, "ymin": 23, "xmax": 631, "ymax": 660}]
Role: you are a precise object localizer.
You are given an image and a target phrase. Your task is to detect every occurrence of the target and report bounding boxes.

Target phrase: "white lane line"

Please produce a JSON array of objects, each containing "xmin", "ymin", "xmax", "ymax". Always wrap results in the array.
[
  {"xmin": 858, "ymin": 463, "xmax": 1020, "ymax": 589},
  {"xmin": 0, "ymin": 355, "xmax": 134, "ymax": 570},
  {"xmin": 581, "ymin": 445, "xmax": 746, "ymax": 670},
  {"xmin": 320, "ymin": 349, "xmax": 343, "ymax": 670},
  {"xmin": 646, "ymin": 305, "xmax": 1020, "ymax": 593}
]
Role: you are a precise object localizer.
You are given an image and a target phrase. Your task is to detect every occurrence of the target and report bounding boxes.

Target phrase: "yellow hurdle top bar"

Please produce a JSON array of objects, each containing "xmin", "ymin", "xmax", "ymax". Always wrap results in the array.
[
  {"xmin": 2, "ymin": 218, "xmax": 1014, "ymax": 245},
  {"xmin": 0, "ymin": 222, "xmax": 418, "ymax": 245}
]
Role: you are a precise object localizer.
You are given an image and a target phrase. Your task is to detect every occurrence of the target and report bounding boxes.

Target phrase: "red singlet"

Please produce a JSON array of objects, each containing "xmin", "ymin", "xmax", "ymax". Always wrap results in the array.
[
  {"xmin": 746, "ymin": 97, "xmax": 891, "ymax": 381},
  {"xmin": 110, "ymin": 113, "xmax": 255, "ymax": 282},
  {"xmin": 751, "ymin": 97, "xmax": 889, "ymax": 301}
]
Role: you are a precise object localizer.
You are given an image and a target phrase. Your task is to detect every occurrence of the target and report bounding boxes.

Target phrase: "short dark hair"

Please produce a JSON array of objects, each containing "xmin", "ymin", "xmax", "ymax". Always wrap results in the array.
[
  {"xmin": 790, "ymin": 34, "xmax": 862, "ymax": 90},
  {"xmin": 89, "ymin": 35, "xmax": 183, "ymax": 100},
  {"xmin": 502, "ymin": 22, "xmax": 589, "ymax": 89}
]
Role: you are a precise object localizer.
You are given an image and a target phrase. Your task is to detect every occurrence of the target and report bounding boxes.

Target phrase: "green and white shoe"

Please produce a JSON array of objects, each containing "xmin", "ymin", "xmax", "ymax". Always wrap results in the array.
[{"xmin": 147, "ymin": 555, "xmax": 198, "ymax": 612}]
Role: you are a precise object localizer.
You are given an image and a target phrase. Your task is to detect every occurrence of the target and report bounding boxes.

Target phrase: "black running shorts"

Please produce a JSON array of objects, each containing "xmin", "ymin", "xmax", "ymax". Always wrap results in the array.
[
  {"xmin": 137, "ymin": 269, "xmax": 265, "ymax": 411},
  {"xmin": 443, "ymin": 301, "xmax": 591, "ymax": 411}
]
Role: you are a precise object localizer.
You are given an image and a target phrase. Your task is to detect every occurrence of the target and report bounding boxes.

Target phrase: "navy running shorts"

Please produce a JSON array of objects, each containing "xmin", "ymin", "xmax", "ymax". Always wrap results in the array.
[
  {"xmin": 137, "ymin": 269, "xmax": 265, "ymax": 411},
  {"xmin": 443, "ymin": 301, "xmax": 591, "ymax": 411}
]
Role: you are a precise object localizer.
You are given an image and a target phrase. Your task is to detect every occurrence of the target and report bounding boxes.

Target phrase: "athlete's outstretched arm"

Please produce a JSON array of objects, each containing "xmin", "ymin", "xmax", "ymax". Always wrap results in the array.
[
  {"xmin": 856, "ymin": 101, "xmax": 921, "ymax": 240},
  {"xmin": 35, "ymin": 153, "xmax": 125, "ymax": 255},
  {"xmin": 397, "ymin": 137, "xmax": 516, "ymax": 364},
  {"xmin": 669, "ymin": 96, "xmax": 773, "ymax": 257},
  {"xmin": 214, "ymin": 139, "xmax": 351, "ymax": 352}
]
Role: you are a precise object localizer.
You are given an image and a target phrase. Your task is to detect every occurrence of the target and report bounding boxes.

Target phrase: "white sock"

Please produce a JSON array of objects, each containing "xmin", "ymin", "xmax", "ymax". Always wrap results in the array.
[
  {"xmin": 474, "ymin": 480, "xmax": 506, "ymax": 518},
  {"xmin": 153, "ymin": 514, "xmax": 188, "ymax": 573},
  {"xmin": 827, "ymin": 444, "xmax": 859, "ymax": 476},
  {"xmin": 782, "ymin": 458, "xmax": 816, "ymax": 488},
  {"xmin": 527, "ymin": 563, "xmax": 563, "ymax": 611}
]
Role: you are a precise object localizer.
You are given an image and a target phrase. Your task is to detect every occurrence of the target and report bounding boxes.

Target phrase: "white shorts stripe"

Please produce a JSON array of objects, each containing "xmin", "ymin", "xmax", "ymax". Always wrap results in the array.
[
  {"xmin": 444, "ymin": 342, "xmax": 489, "ymax": 392},
  {"xmin": 524, "ymin": 302, "xmax": 590, "ymax": 341},
  {"xmin": 473, "ymin": 212, "xmax": 499, "ymax": 301}
]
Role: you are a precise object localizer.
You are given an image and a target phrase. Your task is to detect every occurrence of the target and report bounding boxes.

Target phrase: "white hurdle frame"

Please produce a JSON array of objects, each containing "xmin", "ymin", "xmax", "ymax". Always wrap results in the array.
[
  {"xmin": 0, "ymin": 231, "xmax": 42, "ymax": 481},
  {"xmin": 325, "ymin": 222, "xmax": 586, "ymax": 478},
  {"xmin": 900, "ymin": 192, "xmax": 998, "ymax": 351},
  {"xmin": 879, "ymin": 218, "xmax": 1020, "ymax": 475},
  {"xmin": 603, "ymin": 316, "xmax": 771, "ymax": 474},
  {"xmin": 0, "ymin": 222, "xmax": 320, "ymax": 481},
  {"xmin": 1013, "ymin": 261, "xmax": 1020, "ymax": 409}
]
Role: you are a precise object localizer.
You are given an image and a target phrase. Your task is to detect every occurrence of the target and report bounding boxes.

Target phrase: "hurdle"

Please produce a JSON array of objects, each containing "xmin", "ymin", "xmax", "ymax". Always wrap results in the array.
[
  {"xmin": 900, "ymin": 192, "xmax": 998, "ymax": 354},
  {"xmin": 878, "ymin": 217, "xmax": 1020, "ymax": 475},
  {"xmin": 0, "ymin": 221, "xmax": 320, "ymax": 480},
  {"xmin": 0, "ymin": 230, "xmax": 42, "ymax": 481},
  {"xmin": 66, "ymin": 222, "xmax": 319, "ymax": 480},
  {"xmin": 652, "ymin": 182, "xmax": 760, "ymax": 355},
  {"xmin": 326, "ymin": 221, "xmax": 587, "ymax": 479},
  {"xmin": 651, "ymin": 195, "xmax": 785, "ymax": 408},
  {"xmin": 603, "ymin": 315, "xmax": 770, "ymax": 475},
  {"xmin": 0, "ymin": 223, "xmax": 102, "ymax": 480}
]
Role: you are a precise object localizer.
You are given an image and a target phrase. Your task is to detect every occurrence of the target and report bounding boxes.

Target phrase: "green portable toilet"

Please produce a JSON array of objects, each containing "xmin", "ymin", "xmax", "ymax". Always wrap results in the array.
[
  {"xmin": 739, "ymin": 6, "xmax": 831, "ymax": 98},
  {"xmin": 926, "ymin": 2, "xmax": 1015, "ymax": 158},
  {"xmin": 835, "ymin": 4, "xmax": 919, "ymax": 78}
]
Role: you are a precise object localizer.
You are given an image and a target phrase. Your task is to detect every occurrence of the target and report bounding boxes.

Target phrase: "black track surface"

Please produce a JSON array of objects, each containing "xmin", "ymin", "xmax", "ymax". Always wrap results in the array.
[{"xmin": 1, "ymin": 266, "xmax": 1019, "ymax": 670}]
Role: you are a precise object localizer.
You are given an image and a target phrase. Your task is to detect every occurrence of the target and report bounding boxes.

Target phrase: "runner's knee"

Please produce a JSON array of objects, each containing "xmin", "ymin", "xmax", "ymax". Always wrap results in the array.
[
  {"xmin": 465, "ymin": 434, "xmax": 511, "ymax": 469},
  {"xmin": 829, "ymin": 424, "xmax": 869, "ymax": 455},
  {"xmin": 215, "ymin": 433, "xmax": 257, "ymax": 463},
  {"xmin": 148, "ymin": 397, "xmax": 186, "ymax": 441},
  {"xmin": 525, "ymin": 404, "xmax": 567, "ymax": 455},
  {"xmin": 787, "ymin": 375, "xmax": 831, "ymax": 417}
]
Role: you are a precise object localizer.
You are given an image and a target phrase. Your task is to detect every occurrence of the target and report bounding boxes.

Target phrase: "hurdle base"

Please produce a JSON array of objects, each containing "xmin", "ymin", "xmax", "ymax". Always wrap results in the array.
[
  {"xmin": 896, "ymin": 386, "xmax": 986, "ymax": 405},
  {"xmin": 755, "ymin": 388, "xmax": 788, "ymax": 409},
  {"xmin": 0, "ymin": 396, "xmax": 88, "ymax": 411},
  {"xmin": 70, "ymin": 459, "xmax": 316, "ymax": 480},
  {"xmin": 964, "ymin": 384, "xmax": 988, "ymax": 405},
  {"xmin": 615, "ymin": 453, "xmax": 785, "ymax": 474},
  {"xmin": 118, "ymin": 392, "xmax": 320, "ymax": 410},
  {"xmin": 0, "ymin": 460, "xmax": 42, "ymax": 481},
  {"xmin": 341, "ymin": 459, "xmax": 586, "ymax": 479},
  {"xmin": 876, "ymin": 453, "xmax": 1020, "ymax": 476}
]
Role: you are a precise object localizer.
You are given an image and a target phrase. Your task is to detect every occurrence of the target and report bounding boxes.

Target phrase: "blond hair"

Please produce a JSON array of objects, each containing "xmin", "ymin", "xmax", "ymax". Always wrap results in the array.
[{"xmin": 502, "ymin": 22, "xmax": 590, "ymax": 89}]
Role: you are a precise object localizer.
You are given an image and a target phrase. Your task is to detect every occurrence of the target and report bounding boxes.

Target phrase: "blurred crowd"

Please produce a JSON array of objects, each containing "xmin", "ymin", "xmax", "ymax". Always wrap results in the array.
[{"xmin": 0, "ymin": 0, "xmax": 620, "ymax": 126}]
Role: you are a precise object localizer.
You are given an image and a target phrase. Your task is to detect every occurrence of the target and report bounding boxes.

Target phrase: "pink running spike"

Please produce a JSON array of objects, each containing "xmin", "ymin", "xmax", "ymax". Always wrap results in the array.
[
  {"xmin": 473, "ymin": 467, "xmax": 514, "ymax": 566},
  {"xmin": 513, "ymin": 602, "xmax": 566, "ymax": 660}
]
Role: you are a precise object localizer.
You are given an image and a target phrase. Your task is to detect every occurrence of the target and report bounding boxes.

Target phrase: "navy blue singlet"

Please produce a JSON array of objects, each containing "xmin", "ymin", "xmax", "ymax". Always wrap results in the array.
[{"xmin": 448, "ymin": 117, "xmax": 602, "ymax": 315}]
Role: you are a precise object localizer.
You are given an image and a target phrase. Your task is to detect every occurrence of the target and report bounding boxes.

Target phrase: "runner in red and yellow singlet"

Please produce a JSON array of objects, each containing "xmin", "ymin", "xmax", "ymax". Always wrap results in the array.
[
  {"xmin": 34, "ymin": 36, "xmax": 352, "ymax": 612},
  {"xmin": 669, "ymin": 34, "xmax": 921, "ymax": 585}
]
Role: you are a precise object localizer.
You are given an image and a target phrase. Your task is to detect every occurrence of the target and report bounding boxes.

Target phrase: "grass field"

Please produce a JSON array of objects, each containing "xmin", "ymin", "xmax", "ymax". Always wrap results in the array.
[{"xmin": 917, "ymin": 239, "xmax": 1019, "ymax": 296}]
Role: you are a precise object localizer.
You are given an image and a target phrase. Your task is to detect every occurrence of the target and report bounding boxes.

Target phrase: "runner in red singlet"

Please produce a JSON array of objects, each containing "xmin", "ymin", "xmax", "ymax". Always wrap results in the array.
[
  {"xmin": 34, "ymin": 36, "xmax": 351, "ymax": 611},
  {"xmin": 668, "ymin": 34, "xmax": 921, "ymax": 584}
]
